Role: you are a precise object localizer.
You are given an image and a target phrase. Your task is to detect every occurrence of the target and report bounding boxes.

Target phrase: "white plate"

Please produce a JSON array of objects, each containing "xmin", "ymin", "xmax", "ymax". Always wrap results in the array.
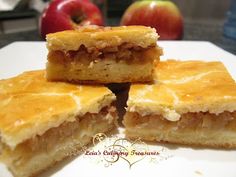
[{"xmin": 0, "ymin": 41, "xmax": 236, "ymax": 177}]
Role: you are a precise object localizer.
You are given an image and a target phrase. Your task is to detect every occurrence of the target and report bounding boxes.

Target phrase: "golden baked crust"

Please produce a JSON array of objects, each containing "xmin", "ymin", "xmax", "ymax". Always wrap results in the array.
[
  {"xmin": 46, "ymin": 25, "xmax": 159, "ymax": 51},
  {"xmin": 127, "ymin": 60, "xmax": 236, "ymax": 121},
  {"xmin": 0, "ymin": 70, "xmax": 116, "ymax": 149},
  {"xmin": 124, "ymin": 60, "xmax": 236, "ymax": 148},
  {"xmin": 46, "ymin": 25, "xmax": 162, "ymax": 84}
]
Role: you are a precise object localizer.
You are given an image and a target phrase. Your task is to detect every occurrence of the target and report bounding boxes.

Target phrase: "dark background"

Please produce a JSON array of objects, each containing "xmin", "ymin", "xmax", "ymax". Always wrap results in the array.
[{"xmin": 0, "ymin": 0, "xmax": 235, "ymax": 54}]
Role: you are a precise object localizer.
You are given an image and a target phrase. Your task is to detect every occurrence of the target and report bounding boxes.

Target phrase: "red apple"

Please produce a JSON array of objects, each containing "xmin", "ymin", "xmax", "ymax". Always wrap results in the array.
[
  {"xmin": 39, "ymin": 0, "xmax": 104, "ymax": 39},
  {"xmin": 121, "ymin": 0, "xmax": 183, "ymax": 40}
]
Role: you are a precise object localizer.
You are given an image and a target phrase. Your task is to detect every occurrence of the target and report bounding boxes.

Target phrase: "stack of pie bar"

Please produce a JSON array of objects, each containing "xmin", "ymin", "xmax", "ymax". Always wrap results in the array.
[
  {"xmin": 0, "ymin": 26, "xmax": 161, "ymax": 177},
  {"xmin": 1, "ymin": 25, "xmax": 236, "ymax": 177}
]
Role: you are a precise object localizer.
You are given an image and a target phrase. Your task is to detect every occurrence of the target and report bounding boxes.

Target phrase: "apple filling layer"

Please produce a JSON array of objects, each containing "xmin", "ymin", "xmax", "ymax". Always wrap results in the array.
[
  {"xmin": 1, "ymin": 105, "xmax": 117, "ymax": 177},
  {"xmin": 48, "ymin": 43, "xmax": 161, "ymax": 65},
  {"xmin": 46, "ymin": 43, "xmax": 161, "ymax": 83},
  {"xmin": 124, "ymin": 111, "xmax": 236, "ymax": 148}
]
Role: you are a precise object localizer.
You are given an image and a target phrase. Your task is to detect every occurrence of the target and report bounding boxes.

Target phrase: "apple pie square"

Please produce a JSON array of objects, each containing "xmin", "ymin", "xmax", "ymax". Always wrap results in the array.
[
  {"xmin": 124, "ymin": 60, "xmax": 236, "ymax": 148},
  {"xmin": 46, "ymin": 25, "xmax": 162, "ymax": 84},
  {"xmin": 0, "ymin": 70, "xmax": 118, "ymax": 177}
]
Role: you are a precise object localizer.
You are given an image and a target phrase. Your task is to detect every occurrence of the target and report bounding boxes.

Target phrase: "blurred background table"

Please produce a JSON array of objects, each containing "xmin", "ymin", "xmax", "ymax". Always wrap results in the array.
[{"xmin": 1, "ymin": 19, "xmax": 235, "ymax": 55}]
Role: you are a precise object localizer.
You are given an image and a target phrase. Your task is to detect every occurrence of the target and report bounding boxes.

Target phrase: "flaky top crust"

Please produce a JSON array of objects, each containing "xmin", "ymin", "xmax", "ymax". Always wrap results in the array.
[
  {"xmin": 127, "ymin": 60, "xmax": 236, "ymax": 121},
  {"xmin": 46, "ymin": 26, "xmax": 159, "ymax": 52},
  {"xmin": 0, "ymin": 70, "xmax": 115, "ymax": 149}
]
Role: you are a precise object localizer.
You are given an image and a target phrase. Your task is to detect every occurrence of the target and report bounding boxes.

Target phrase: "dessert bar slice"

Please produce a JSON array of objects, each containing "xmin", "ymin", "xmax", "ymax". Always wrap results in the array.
[
  {"xmin": 124, "ymin": 60, "xmax": 236, "ymax": 148},
  {"xmin": 46, "ymin": 25, "xmax": 162, "ymax": 84},
  {"xmin": 0, "ymin": 70, "xmax": 118, "ymax": 177}
]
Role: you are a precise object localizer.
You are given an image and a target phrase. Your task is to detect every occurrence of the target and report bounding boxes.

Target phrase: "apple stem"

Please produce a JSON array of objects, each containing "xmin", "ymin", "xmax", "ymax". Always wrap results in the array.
[{"xmin": 72, "ymin": 15, "xmax": 85, "ymax": 24}]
